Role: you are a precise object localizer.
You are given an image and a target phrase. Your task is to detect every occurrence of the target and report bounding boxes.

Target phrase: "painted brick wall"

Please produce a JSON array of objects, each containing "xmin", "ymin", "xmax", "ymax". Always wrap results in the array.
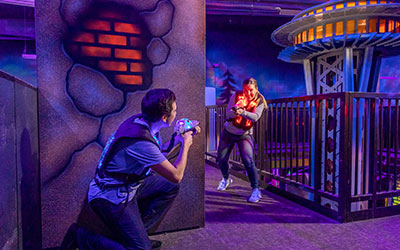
[{"xmin": 65, "ymin": 7, "xmax": 152, "ymax": 90}]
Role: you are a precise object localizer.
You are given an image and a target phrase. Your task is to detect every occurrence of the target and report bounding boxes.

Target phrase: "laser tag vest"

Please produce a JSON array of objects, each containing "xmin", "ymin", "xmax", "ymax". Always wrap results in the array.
[
  {"xmin": 231, "ymin": 91, "xmax": 260, "ymax": 131},
  {"xmin": 95, "ymin": 114, "xmax": 160, "ymax": 188}
]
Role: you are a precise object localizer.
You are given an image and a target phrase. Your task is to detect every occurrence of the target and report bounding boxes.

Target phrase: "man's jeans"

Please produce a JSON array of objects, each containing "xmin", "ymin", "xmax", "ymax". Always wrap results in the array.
[
  {"xmin": 217, "ymin": 128, "xmax": 259, "ymax": 189},
  {"xmin": 76, "ymin": 175, "xmax": 179, "ymax": 250}
]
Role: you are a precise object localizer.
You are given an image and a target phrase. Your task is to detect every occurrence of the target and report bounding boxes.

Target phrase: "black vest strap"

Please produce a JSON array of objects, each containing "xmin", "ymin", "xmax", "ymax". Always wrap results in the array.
[{"xmin": 95, "ymin": 114, "xmax": 159, "ymax": 187}]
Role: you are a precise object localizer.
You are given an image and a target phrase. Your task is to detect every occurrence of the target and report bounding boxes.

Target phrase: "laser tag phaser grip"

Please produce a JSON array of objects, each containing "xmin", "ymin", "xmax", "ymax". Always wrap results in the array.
[
  {"xmin": 166, "ymin": 118, "xmax": 199, "ymax": 160},
  {"xmin": 174, "ymin": 118, "xmax": 200, "ymax": 135}
]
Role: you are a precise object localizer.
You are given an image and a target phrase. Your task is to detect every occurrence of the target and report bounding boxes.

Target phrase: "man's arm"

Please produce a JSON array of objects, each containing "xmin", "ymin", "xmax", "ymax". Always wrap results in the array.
[
  {"xmin": 150, "ymin": 131, "xmax": 193, "ymax": 183},
  {"xmin": 161, "ymin": 133, "xmax": 179, "ymax": 154}
]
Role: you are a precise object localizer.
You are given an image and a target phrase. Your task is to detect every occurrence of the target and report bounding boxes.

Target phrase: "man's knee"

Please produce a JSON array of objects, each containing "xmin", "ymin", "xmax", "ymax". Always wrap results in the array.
[
  {"xmin": 169, "ymin": 182, "xmax": 180, "ymax": 195},
  {"xmin": 160, "ymin": 178, "xmax": 180, "ymax": 196}
]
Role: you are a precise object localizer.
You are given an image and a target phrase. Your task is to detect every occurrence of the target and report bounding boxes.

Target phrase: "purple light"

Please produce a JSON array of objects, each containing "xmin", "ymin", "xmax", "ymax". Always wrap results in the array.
[
  {"xmin": 22, "ymin": 53, "xmax": 36, "ymax": 60},
  {"xmin": 380, "ymin": 76, "xmax": 397, "ymax": 80}
]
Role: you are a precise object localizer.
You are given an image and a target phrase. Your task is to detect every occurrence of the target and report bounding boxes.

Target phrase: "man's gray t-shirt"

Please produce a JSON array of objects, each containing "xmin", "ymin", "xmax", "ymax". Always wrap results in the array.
[{"xmin": 88, "ymin": 136, "xmax": 166, "ymax": 205}]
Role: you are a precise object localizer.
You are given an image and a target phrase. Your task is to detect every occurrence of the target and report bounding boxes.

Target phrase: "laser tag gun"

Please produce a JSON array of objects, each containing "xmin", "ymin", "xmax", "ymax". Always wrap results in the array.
[
  {"xmin": 232, "ymin": 94, "xmax": 247, "ymax": 112},
  {"xmin": 230, "ymin": 92, "xmax": 259, "ymax": 130},
  {"xmin": 166, "ymin": 118, "xmax": 199, "ymax": 160}
]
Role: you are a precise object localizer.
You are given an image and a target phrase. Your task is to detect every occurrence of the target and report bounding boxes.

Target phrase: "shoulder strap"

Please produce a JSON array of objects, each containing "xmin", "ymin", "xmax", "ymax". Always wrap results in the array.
[{"xmin": 96, "ymin": 114, "xmax": 159, "ymax": 178}]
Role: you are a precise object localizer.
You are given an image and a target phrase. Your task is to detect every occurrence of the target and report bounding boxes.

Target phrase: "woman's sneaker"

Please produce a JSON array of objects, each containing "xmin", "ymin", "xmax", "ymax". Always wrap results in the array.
[
  {"xmin": 248, "ymin": 188, "xmax": 262, "ymax": 203},
  {"xmin": 217, "ymin": 178, "xmax": 233, "ymax": 191}
]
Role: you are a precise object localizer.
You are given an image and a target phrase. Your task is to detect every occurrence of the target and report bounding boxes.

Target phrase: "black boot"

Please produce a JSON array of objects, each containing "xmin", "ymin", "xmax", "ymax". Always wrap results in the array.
[{"xmin": 60, "ymin": 223, "xmax": 79, "ymax": 250}]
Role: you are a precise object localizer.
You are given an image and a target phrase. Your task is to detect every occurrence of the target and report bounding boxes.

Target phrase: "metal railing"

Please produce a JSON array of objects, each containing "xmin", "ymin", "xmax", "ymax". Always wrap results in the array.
[{"xmin": 206, "ymin": 92, "xmax": 400, "ymax": 222}]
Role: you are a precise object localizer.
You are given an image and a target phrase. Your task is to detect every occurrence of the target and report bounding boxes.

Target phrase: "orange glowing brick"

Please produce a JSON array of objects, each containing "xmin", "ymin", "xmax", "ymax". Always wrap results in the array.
[
  {"xmin": 297, "ymin": 33, "xmax": 301, "ymax": 43},
  {"xmin": 379, "ymin": 19, "xmax": 386, "ymax": 33},
  {"xmin": 84, "ymin": 20, "xmax": 110, "ymax": 31},
  {"xmin": 347, "ymin": 20, "xmax": 355, "ymax": 34},
  {"xmin": 308, "ymin": 11, "xmax": 314, "ymax": 15},
  {"xmin": 99, "ymin": 60, "xmax": 127, "ymax": 71},
  {"xmin": 99, "ymin": 10, "xmax": 124, "ymax": 19},
  {"xmin": 72, "ymin": 32, "xmax": 95, "ymax": 43},
  {"xmin": 369, "ymin": 19, "xmax": 377, "ymax": 32},
  {"xmin": 294, "ymin": 36, "xmax": 298, "ymax": 45},
  {"xmin": 380, "ymin": 0, "xmax": 387, "ymax": 3},
  {"xmin": 316, "ymin": 9, "xmax": 323, "ymax": 13},
  {"xmin": 115, "ymin": 74, "xmax": 143, "ymax": 85},
  {"xmin": 81, "ymin": 46, "xmax": 111, "ymax": 57},
  {"xmin": 396, "ymin": 21, "xmax": 400, "ymax": 33},
  {"xmin": 359, "ymin": 1, "xmax": 366, "ymax": 5},
  {"xmin": 115, "ymin": 48, "xmax": 142, "ymax": 59},
  {"xmin": 325, "ymin": 23, "xmax": 333, "ymax": 37},
  {"xmin": 358, "ymin": 19, "xmax": 367, "ymax": 33},
  {"xmin": 316, "ymin": 25, "xmax": 323, "ymax": 39},
  {"xmin": 130, "ymin": 63, "xmax": 144, "ymax": 72},
  {"xmin": 98, "ymin": 34, "xmax": 127, "ymax": 46},
  {"xmin": 325, "ymin": 6, "xmax": 333, "ymax": 11},
  {"xmin": 114, "ymin": 22, "xmax": 141, "ymax": 34},
  {"xmin": 130, "ymin": 37, "xmax": 143, "ymax": 47},
  {"xmin": 370, "ymin": 0, "xmax": 377, "ymax": 4},
  {"xmin": 336, "ymin": 22, "xmax": 344, "ymax": 35}
]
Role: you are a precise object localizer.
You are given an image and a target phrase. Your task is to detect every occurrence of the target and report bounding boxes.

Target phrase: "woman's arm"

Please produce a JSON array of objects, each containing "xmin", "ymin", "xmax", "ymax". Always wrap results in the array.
[{"xmin": 237, "ymin": 102, "xmax": 265, "ymax": 122}]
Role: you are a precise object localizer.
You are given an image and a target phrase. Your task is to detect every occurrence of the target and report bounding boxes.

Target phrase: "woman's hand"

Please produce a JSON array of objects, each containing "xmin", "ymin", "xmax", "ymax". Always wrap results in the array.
[{"xmin": 234, "ymin": 108, "xmax": 244, "ymax": 115}]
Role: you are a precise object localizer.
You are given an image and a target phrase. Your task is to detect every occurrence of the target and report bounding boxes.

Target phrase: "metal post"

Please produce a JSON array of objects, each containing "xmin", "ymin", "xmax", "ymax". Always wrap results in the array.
[
  {"xmin": 344, "ymin": 47, "xmax": 354, "ymax": 92},
  {"xmin": 304, "ymin": 59, "xmax": 314, "ymax": 95}
]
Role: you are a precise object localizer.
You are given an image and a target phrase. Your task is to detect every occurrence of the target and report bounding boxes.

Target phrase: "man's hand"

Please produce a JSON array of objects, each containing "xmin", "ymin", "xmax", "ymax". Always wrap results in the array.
[
  {"xmin": 194, "ymin": 125, "xmax": 201, "ymax": 135},
  {"xmin": 180, "ymin": 131, "xmax": 193, "ymax": 147}
]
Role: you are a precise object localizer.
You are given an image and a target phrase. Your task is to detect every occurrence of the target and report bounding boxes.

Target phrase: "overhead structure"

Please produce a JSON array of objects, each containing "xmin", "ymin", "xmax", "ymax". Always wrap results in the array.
[
  {"xmin": 272, "ymin": 0, "xmax": 400, "ymax": 94},
  {"xmin": 0, "ymin": 0, "xmax": 34, "ymax": 7}
]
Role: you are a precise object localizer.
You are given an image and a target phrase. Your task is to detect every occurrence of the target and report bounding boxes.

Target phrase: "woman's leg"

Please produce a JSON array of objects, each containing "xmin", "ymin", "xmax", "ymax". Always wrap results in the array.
[
  {"xmin": 237, "ymin": 134, "xmax": 259, "ymax": 189},
  {"xmin": 216, "ymin": 129, "xmax": 236, "ymax": 179}
]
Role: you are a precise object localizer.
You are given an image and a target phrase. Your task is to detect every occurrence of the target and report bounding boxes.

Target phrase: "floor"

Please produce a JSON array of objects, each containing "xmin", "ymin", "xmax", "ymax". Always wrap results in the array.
[{"xmin": 150, "ymin": 163, "xmax": 400, "ymax": 250}]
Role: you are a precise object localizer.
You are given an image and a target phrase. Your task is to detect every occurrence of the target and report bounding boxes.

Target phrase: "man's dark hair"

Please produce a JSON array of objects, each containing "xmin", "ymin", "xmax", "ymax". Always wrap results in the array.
[{"xmin": 141, "ymin": 88, "xmax": 176, "ymax": 122}]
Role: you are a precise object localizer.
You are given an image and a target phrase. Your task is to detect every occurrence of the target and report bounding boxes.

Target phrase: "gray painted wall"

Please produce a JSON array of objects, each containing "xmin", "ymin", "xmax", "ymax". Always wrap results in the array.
[{"xmin": 0, "ymin": 70, "xmax": 41, "ymax": 250}]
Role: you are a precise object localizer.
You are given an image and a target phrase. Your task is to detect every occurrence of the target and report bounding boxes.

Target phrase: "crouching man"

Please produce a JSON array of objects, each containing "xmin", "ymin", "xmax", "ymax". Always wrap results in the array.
[{"xmin": 61, "ymin": 88, "xmax": 200, "ymax": 250}]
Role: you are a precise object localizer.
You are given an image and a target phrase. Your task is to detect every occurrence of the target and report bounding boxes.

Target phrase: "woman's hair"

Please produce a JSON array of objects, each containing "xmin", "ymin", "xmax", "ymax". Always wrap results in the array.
[
  {"xmin": 141, "ymin": 88, "xmax": 176, "ymax": 122},
  {"xmin": 242, "ymin": 77, "xmax": 267, "ymax": 107}
]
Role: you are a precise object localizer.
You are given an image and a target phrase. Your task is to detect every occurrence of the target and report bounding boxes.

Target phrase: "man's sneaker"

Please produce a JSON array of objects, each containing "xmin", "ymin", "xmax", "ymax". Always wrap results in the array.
[
  {"xmin": 150, "ymin": 240, "xmax": 162, "ymax": 249},
  {"xmin": 217, "ymin": 178, "xmax": 233, "ymax": 191},
  {"xmin": 248, "ymin": 188, "xmax": 262, "ymax": 203}
]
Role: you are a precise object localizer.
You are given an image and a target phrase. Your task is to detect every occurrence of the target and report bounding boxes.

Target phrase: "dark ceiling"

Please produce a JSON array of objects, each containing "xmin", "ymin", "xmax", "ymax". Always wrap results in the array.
[{"xmin": 0, "ymin": 0, "xmax": 328, "ymax": 40}]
